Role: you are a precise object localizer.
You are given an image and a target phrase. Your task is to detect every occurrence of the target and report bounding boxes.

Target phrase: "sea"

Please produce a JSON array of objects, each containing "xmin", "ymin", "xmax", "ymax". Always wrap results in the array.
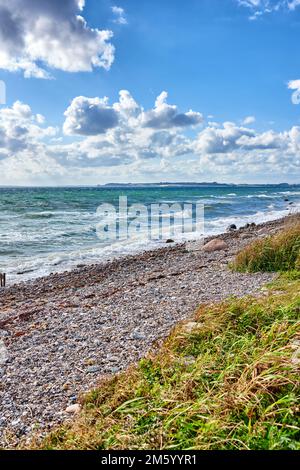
[{"xmin": 0, "ymin": 184, "xmax": 300, "ymax": 285}]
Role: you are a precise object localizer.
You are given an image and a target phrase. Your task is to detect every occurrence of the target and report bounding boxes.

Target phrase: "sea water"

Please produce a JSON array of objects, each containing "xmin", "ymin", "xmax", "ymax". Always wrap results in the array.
[{"xmin": 0, "ymin": 185, "xmax": 299, "ymax": 284}]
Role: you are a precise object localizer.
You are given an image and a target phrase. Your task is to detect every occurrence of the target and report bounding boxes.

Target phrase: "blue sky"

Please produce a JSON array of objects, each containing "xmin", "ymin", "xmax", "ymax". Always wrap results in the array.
[{"xmin": 0, "ymin": 0, "xmax": 300, "ymax": 185}]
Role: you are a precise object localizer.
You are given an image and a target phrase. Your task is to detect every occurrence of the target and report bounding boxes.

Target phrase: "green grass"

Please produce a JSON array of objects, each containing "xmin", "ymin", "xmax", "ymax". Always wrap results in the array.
[
  {"xmin": 25, "ymin": 223, "xmax": 300, "ymax": 450},
  {"xmin": 29, "ymin": 277, "xmax": 300, "ymax": 450},
  {"xmin": 232, "ymin": 220, "xmax": 300, "ymax": 273}
]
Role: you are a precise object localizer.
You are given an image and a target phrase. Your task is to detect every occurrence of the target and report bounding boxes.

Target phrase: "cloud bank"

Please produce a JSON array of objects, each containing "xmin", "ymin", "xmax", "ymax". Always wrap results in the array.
[{"xmin": 0, "ymin": 91, "xmax": 299, "ymax": 184}]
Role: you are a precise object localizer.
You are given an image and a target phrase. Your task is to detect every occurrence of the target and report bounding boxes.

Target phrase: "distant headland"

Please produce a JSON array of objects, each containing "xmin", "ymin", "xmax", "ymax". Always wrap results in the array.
[{"xmin": 98, "ymin": 182, "xmax": 294, "ymax": 188}]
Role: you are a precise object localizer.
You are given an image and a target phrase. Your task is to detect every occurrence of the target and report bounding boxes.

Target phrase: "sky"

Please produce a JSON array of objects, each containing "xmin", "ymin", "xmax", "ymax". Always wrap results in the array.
[{"xmin": 0, "ymin": 0, "xmax": 300, "ymax": 185}]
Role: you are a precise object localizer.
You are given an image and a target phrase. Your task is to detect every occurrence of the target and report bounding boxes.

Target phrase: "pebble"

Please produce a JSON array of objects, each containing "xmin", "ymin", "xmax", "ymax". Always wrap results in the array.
[
  {"xmin": 86, "ymin": 365, "xmax": 101, "ymax": 373},
  {"xmin": 0, "ymin": 341, "xmax": 8, "ymax": 365},
  {"xmin": 131, "ymin": 332, "xmax": 146, "ymax": 340},
  {"xmin": 65, "ymin": 404, "xmax": 81, "ymax": 414}
]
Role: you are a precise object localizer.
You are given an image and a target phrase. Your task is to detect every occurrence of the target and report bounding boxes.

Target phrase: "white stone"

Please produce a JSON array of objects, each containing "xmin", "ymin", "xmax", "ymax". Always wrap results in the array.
[
  {"xmin": 0, "ymin": 340, "xmax": 8, "ymax": 365},
  {"xmin": 65, "ymin": 404, "xmax": 81, "ymax": 414}
]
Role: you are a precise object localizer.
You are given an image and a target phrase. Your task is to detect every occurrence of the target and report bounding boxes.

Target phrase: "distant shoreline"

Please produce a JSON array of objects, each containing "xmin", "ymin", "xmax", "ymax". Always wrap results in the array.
[{"xmin": 0, "ymin": 182, "xmax": 300, "ymax": 189}]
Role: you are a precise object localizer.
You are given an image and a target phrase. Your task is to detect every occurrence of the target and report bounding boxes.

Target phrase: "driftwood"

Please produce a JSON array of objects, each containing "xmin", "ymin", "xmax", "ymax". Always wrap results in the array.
[{"xmin": 0, "ymin": 273, "xmax": 6, "ymax": 287}]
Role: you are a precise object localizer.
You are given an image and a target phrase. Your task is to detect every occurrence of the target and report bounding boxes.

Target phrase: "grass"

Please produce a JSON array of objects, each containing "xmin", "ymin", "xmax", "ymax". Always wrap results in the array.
[
  {"xmin": 232, "ymin": 219, "xmax": 300, "ymax": 273},
  {"xmin": 26, "ymin": 222, "xmax": 300, "ymax": 450}
]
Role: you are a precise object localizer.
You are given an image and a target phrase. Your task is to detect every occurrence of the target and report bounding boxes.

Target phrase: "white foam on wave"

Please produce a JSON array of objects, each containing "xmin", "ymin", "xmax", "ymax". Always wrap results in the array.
[
  {"xmin": 5, "ymin": 197, "xmax": 300, "ymax": 285},
  {"xmin": 205, "ymin": 203, "xmax": 300, "ymax": 236},
  {"xmin": 277, "ymin": 190, "xmax": 300, "ymax": 196}
]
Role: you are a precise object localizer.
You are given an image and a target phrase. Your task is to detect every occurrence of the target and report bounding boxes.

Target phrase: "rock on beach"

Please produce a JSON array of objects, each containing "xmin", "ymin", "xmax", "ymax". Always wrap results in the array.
[{"xmin": 202, "ymin": 239, "xmax": 228, "ymax": 252}]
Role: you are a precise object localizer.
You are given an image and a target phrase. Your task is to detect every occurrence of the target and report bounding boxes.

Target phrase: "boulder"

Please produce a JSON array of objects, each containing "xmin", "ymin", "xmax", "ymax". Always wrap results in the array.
[
  {"xmin": 166, "ymin": 239, "xmax": 174, "ymax": 243},
  {"xmin": 202, "ymin": 239, "xmax": 228, "ymax": 252},
  {"xmin": 227, "ymin": 224, "xmax": 237, "ymax": 231},
  {"xmin": 240, "ymin": 233, "xmax": 250, "ymax": 239}
]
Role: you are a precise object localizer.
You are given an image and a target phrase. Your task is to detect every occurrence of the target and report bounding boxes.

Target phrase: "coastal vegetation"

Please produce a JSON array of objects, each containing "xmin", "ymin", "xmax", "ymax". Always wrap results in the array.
[
  {"xmin": 32, "ymin": 221, "xmax": 300, "ymax": 450},
  {"xmin": 232, "ymin": 219, "xmax": 300, "ymax": 273}
]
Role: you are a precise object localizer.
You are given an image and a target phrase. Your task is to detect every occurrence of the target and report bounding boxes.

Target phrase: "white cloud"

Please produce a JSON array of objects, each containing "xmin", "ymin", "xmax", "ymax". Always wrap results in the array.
[
  {"xmin": 194, "ymin": 122, "xmax": 255, "ymax": 154},
  {"xmin": 242, "ymin": 115, "xmax": 256, "ymax": 125},
  {"xmin": 141, "ymin": 91, "xmax": 203, "ymax": 129},
  {"xmin": 288, "ymin": 79, "xmax": 300, "ymax": 104},
  {"xmin": 238, "ymin": 1, "xmax": 264, "ymax": 7},
  {"xmin": 237, "ymin": 129, "xmax": 283, "ymax": 149},
  {"xmin": 0, "ymin": 101, "xmax": 63, "ymax": 184},
  {"xmin": 236, "ymin": 0, "xmax": 300, "ymax": 18},
  {"xmin": 0, "ymin": 94, "xmax": 299, "ymax": 184},
  {"xmin": 0, "ymin": 101, "xmax": 57, "ymax": 155},
  {"xmin": 112, "ymin": 6, "xmax": 127, "ymax": 25},
  {"xmin": 63, "ymin": 90, "xmax": 203, "ymax": 136},
  {"xmin": 288, "ymin": 0, "xmax": 300, "ymax": 9},
  {"xmin": 63, "ymin": 96, "xmax": 119, "ymax": 136},
  {"xmin": 0, "ymin": 0, "xmax": 115, "ymax": 78}
]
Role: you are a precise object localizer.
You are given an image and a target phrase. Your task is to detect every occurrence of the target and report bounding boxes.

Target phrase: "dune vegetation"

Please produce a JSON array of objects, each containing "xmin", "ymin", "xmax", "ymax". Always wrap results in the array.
[{"xmin": 232, "ymin": 220, "xmax": 300, "ymax": 273}]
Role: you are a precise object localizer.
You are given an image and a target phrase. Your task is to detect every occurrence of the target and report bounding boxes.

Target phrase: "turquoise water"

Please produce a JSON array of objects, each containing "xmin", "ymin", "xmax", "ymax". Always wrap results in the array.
[{"xmin": 0, "ymin": 185, "xmax": 300, "ymax": 284}]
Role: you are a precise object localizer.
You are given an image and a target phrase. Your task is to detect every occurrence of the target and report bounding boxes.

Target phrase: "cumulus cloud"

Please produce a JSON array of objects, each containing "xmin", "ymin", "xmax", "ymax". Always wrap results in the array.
[
  {"xmin": 63, "ymin": 90, "xmax": 203, "ymax": 136},
  {"xmin": 63, "ymin": 97, "xmax": 119, "ymax": 136},
  {"xmin": 141, "ymin": 91, "xmax": 203, "ymax": 129},
  {"xmin": 194, "ymin": 122, "xmax": 291, "ymax": 157},
  {"xmin": 0, "ymin": 94, "xmax": 300, "ymax": 184},
  {"xmin": 0, "ymin": 100, "xmax": 57, "ymax": 155},
  {"xmin": 194, "ymin": 122, "xmax": 255, "ymax": 154},
  {"xmin": 112, "ymin": 6, "xmax": 127, "ymax": 25},
  {"xmin": 0, "ymin": 101, "xmax": 64, "ymax": 184},
  {"xmin": 237, "ymin": 130, "xmax": 283, "ymax": 149},
  {"xmin": 0, "ymin": 0, "xmax": 115, "ymax": 78},
  {"xmin": 288, "ymin": 79, "xmax": 300, "ymax": 104}
]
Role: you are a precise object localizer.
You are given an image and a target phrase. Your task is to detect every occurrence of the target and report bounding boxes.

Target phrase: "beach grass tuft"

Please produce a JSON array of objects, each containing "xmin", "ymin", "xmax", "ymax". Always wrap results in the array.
[{"xmin": 232, "ymin": 219, "xmax": 300, "ymax": 273}]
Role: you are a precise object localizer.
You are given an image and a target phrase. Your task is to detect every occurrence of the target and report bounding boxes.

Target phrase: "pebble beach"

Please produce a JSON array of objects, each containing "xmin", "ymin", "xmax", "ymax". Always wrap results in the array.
[{"xmin": 0, "ymin": 215, "xmax": 296, "ymax": 447}]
